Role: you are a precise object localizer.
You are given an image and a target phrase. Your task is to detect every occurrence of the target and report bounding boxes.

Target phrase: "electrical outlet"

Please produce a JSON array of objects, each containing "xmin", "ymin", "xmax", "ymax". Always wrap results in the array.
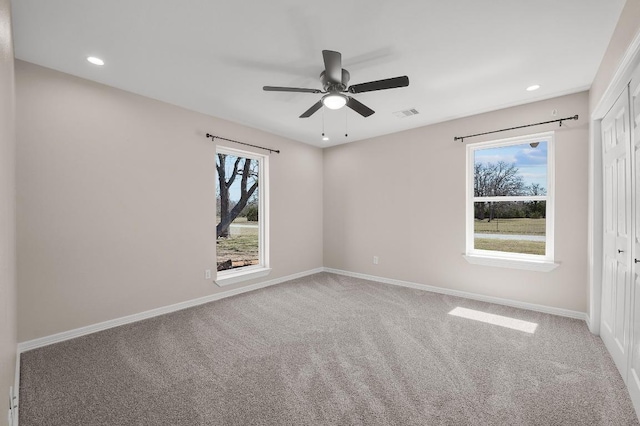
[
  {"xmin": 205, "ymin": 269, "xmax": 212, "ymax": 280},
  {"xmin": 373, "ymin": 256, "xmax": 379, "ymax": 265}
]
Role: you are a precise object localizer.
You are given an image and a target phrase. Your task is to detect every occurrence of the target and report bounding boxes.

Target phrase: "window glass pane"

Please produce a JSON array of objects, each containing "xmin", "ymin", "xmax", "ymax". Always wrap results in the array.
[
  {"xmin": 473, "ymin": 201, "xmax": 546, "ymax": 255},
  {"xmin": 216, "ymin": 153, "xmax": 259, "ymax": 271},
  {"xmin": 474, "ymin": 141, "xmax": 547, "ymax": 196}
]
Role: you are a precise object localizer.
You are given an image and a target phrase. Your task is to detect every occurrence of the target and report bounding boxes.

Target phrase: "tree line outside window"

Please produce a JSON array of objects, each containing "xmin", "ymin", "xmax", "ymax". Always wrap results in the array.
[{"xmin": 474, "ymin": 161, "xmax": 546, "ymax": 221}]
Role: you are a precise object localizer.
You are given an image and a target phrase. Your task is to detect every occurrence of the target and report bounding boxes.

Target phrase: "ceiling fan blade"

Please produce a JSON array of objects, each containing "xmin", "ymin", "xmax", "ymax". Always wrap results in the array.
[
  {"xmin": 347, "ymin": 97, "xmax": 375, "ymax": 117},
  {"xmin": 299, "ymin": 100, "xmax": 323, "ymax": 118},
  {"xmin": 263, "ymin": 86, "xmax": 322, "ymax": 94},
  {"xmin": 322, "ymin": 50, "xmax": 343, "ymax": 85},
  {"xmin": 348, "ymin": 76, "xmax": 409, "ymax": 94}
]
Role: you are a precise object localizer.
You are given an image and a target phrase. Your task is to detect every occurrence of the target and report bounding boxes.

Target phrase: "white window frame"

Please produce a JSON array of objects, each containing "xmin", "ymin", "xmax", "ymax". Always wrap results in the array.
[
  {"xmin": 215, "ymin": 146, "xmax": 270, "ymax": 286},
  {"xmin": 463, "ymin": 131, "xmax": 559, "ymax": 271}
]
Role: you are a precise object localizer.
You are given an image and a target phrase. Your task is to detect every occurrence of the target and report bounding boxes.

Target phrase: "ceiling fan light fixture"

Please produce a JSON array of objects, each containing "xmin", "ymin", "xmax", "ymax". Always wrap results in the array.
[{"xmin": 322, "ymin": 93, "xmax": 347, "ymax": 110}]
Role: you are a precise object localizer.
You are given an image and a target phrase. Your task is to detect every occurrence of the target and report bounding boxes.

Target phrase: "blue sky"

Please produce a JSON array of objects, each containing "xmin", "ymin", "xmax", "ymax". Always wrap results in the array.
[{"xmin": 474, "ymin": 141, "xmax": 548, "ymax": 189}]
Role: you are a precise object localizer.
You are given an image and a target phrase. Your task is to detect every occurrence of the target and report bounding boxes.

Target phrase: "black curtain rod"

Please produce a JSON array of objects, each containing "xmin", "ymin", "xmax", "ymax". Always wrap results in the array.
[
  {"xmin": 205, "ymin": 133, "xmax": 281, "ymax": 154},
  {"xmin": 454, "ymin": 115, "xmax": 579, "ymax": 143}
]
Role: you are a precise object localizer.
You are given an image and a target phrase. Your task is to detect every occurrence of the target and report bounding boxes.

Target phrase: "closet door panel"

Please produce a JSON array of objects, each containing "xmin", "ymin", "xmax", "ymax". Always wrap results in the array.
[{"xmin": 601, "ymin": 86, "xmax": 632, "ymax": 379}]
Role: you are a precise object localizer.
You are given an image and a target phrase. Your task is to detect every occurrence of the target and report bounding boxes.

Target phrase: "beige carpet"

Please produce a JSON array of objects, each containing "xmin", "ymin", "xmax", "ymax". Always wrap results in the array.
[{"xmin": 20, "ymin": 272, "xmax": 639, "ymax": 425}]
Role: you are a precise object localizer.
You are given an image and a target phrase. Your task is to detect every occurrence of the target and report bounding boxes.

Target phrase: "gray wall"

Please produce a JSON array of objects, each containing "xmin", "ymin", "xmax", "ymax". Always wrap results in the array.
[
  {"xmin": 590, "ymin": 0, "xmax": 640, "ymax": 112},
  {"xmin": 16, "ymin": 61, "xmax": 323, "ymax": 342},
  {"xmin": 0, "ymin": 0, "xmax": 17, "ymax": 423},
  {"xmin": 324, "ymin": 92, "xmax": 589, "ymax": 313}
]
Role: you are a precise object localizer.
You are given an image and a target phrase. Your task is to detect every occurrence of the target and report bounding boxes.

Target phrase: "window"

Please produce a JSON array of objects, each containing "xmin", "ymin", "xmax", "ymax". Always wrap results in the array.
[
  {"xmin": 465, "ymin": 132, "xmax": 557, "ymax": 271},
  {"xmin": 215, "ymin": 146, "xmax": 270, "ymax": 285}
]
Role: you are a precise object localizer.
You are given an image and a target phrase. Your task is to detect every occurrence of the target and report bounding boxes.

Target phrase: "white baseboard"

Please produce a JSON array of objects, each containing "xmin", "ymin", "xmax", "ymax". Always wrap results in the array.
[
  {"xmin": 12, "ymin": 350, "xmax": 20, "ymax": 426},
  {"xmin": 17, "ymin": 267, "xmax": 324, "ymax": 353},
  {"xmin": 323, "ymin": 267, "xmax": 588, "ymax": 322}
]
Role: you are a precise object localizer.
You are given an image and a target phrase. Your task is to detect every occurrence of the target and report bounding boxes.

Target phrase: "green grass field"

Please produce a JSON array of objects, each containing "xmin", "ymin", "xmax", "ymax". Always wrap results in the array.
[
  {"xmin": 217, "ymin": 234, "xmax": 258, "ymax": 255},
  {"xmin": 217, "ymin": 218, "xmax": 259, "ymax": 269},
  {"xmin": 474, "ymin": 218, "xmax": 545, "ymax": 235},
  {"xmin": 475, "ymin": 238, "xmax": 545, "ymax": 255}
]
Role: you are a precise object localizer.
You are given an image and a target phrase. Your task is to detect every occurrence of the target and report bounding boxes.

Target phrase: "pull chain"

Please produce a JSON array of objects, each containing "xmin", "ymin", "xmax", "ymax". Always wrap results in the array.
[
  {"xmin": 345, "ymin": 107, "xmax": 348, "ymax": 138},
  {"xmin": 322, "ymin": 106, "xmax": 327, "ymax": 140}
]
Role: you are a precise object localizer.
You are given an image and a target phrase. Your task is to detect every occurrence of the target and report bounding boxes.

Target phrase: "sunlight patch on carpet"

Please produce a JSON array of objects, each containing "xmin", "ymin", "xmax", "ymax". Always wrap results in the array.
[{"xmin": 448, "ymin": 307, "xmax": 538, "ymax": 334}]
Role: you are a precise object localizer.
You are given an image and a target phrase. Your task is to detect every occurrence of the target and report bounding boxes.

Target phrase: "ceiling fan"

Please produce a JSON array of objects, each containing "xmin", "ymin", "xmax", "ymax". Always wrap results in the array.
[{"xmin": 263, "ymin": 50, "xmax": 409, "ymax": 118}]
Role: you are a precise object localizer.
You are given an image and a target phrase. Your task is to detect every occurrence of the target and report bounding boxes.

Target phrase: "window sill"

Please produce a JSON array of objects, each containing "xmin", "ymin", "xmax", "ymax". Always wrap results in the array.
[
  {"xmin": 215, "ymin": 267, "xmax": 272, "ymax": 287},
  {"xmin": 463, "ymin": 254, "xmax": 559, "ymax": 272}
]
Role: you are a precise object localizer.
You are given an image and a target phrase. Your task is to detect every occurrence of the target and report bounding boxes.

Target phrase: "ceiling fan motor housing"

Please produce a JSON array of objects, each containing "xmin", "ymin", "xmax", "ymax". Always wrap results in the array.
[{"xmin": 320, "ymin": 69, "xmax": 350, "ymax": 92}]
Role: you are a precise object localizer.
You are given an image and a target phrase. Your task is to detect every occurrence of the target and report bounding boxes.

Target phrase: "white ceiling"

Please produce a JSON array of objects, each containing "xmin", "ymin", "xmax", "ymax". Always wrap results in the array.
[{"xmin": 11, "ymin": 0, "xmax": 625, "ymax": 147}]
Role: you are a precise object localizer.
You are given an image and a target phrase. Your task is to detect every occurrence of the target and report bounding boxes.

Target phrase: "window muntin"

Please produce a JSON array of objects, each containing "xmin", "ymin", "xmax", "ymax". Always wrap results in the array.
[
  {"xmin": 466, "ymin": 132, "xmax": 554, "ymax": 262},
  {"xmin": 216, "ymin": 146, "xmax": 268, "ymax": 277}
]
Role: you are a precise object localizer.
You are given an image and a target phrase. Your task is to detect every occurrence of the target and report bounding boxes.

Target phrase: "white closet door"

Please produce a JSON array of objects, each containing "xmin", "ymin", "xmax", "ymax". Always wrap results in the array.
[
  {"xmin": 628, "ymin": 65, "xmax": 640, "ymax": 410},
  {"xmin": 601, "ymin": 85, "xmax": 632, "ymax": 379}
]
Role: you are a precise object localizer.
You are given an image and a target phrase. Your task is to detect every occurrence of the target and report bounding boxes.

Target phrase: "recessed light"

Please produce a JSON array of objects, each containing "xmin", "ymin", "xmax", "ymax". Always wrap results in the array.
[
  {"xmin": 526, "ymin": 84, "xmax": 540, "ymax": 92},
  {"xmin": 322, "ymin": 136, "xmax": 329, "ymax": 141},
  {"xmin": 87, "ymin": 56, "xmax": 105, "ymax": 66}
]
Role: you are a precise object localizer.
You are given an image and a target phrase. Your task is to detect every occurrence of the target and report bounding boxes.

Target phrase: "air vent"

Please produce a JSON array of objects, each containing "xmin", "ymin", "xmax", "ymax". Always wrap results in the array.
[{"xmin": 393, "ymin": 108, "xmax": 419, "ymax": 118}]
